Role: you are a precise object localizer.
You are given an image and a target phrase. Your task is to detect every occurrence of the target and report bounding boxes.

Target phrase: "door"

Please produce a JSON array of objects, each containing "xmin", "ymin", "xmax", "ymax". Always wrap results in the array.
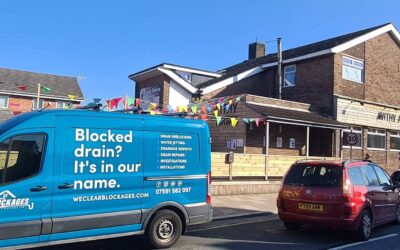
[
  {"xmin": 51, "ymin": 116, "xmax": 144, "ymax": 240},
  {"xmin": 360, "ymin": 165, "xmax": 386, "ymax": 223},
  {"xmin": 0, "ymin": 131, "xmax": 51, "ymax": 247},
  {"xmin": 373, "ymin": 165, "xmax": 398, "ymax": 220}
]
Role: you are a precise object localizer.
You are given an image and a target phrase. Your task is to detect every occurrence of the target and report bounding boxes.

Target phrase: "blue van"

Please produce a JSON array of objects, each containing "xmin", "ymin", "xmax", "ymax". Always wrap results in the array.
[{"xmin": 0, "ymin": 110, "xmax": 212, "ymax": 249}]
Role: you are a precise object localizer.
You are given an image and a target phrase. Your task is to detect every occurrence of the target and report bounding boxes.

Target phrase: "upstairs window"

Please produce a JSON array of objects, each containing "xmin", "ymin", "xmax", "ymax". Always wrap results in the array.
[
  {"xmin": 367, "ymin": 128, "xmax": 386, "ymax": 150},
  {"xmin": 342, "ymin": 56, "xmax": 364, "ymax": 83},
  {"xmin": 0, "ymin": 96, "xmax": 9, "ymax": 109},
  {"xmin": 284, "ymin": 65, "xmax": 296, "ymax": 87},
  {"xmin": 176, "ymin": 71, "xmax": 192, "ymax": 82}
]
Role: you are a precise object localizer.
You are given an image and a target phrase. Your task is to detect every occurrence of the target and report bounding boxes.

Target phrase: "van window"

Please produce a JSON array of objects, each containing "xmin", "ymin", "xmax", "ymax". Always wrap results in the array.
[
  {"xmin": 348, "ymin": 167, "xmax": 365, "ymax": 185},
  {"xmin": 360, "ymin": 165, "xmax": 379, "ymax": 186},
  {"xmin": 0, "ymin": 134, "xmax": 45, "ymax": 185},
  {"xmin": 284, "ymin": 164, "xmax": 342, "ymax": 187},
  {"xmin": 373, "ymin": 165, "xmax": 391, "ymax": 186}
]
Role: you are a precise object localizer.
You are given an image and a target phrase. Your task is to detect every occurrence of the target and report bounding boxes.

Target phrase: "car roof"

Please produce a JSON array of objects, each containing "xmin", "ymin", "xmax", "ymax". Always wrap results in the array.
[{"xmin": 294, "ymin": 159, "xmax": 374, "ymax": 168}]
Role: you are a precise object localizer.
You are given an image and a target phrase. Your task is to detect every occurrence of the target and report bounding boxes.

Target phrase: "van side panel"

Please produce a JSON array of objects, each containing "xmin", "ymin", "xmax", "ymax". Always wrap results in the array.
[
  {"xmin": 51, "ymin": 116, "xmax": 145, "ymax": 240},
  {"xmin": 141, "ymin": 119, "xmax": 212, "ymax": 227}
]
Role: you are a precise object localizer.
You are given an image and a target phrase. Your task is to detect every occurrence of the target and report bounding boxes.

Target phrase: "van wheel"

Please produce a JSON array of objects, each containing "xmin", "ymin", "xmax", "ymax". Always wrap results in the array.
[
  {"xmin": 356, "ymin": 210, "xmax": 372, "ymax": 241},
  {"xmin": 283, "ymin": 221, "xmax": 301, "ymax": 231},
  {"xmin": 146, "ymin": 210, "xmax": 182, "ymax": 249}
]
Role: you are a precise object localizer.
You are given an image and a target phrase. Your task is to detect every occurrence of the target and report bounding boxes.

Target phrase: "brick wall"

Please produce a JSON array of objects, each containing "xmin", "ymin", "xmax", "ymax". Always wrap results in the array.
[
  {"xmin": 7, "ymin": 96, "xmax": 78, "ymax": 115},
  {"xmin": 135, "ymin": 74, "xmax": 169, "ymax": 107}
]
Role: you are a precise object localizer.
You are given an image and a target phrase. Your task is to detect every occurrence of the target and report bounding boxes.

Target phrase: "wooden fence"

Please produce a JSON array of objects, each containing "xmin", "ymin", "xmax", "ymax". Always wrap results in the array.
[{"xmin": 211, "ymin": 152, "xmax": 339, "ymax": 180}]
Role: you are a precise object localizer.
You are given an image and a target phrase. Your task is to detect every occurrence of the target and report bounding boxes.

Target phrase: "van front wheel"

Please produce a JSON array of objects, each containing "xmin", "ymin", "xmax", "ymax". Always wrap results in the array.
[{"xmin": 146, "ymin": 210, "xmax": 182, "ymax": 249}]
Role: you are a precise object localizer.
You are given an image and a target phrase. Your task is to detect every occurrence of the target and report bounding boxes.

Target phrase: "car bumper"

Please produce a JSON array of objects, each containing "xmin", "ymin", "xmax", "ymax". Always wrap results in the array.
[
  {"xmin": 186, "ymin": 203, "xmax": 213, "ymax": 226},
  {"xmin": 278, "ymin": 211, "xmax": 360, "ymax": 230}
]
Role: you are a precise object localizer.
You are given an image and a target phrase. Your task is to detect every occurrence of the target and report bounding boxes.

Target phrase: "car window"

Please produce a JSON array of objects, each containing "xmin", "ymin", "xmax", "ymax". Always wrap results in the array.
[
  {"xmin": 284, "ymin": 164, "xmax": 342, "ymax": 187},
  {"xmin": 348, "ymin": 167, "xmax": 365, "ymax": 185},
  {"xmin": 373, "ymin": 165, "xmax": 391, "ymax": 186},
  {"xmin": 0, "ymin": 134, "xmax": 45, "ymax": 185},
  {"xmin": 360, "ymin": 165, "xmax": 379, "ymax": 186}
]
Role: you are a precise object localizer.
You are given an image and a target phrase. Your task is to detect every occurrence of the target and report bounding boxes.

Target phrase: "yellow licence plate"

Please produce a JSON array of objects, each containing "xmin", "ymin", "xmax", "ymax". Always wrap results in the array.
[{"xmin": 298, "ymin": 203, "xmax": 323, "ymax": 212}]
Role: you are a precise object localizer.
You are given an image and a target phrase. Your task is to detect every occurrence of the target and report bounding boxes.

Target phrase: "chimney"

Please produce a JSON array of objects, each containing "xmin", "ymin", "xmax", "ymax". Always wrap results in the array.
[{"xmin": 248, "ymin": 42, "xmax": 265, "ymax": 60}]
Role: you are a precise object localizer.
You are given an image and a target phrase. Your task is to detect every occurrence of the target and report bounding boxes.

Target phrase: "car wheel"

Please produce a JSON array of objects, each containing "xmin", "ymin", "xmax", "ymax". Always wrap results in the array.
[
  {"xmin": 146, "ymin": 210, "xmax": 182, "ymax": 249},
  {"xmin": 356, "ymin": 210, "xmax": 372, "ymax": 241},
  {"xmin": 283, "ymin": 221, "xmax": 301, "ymax": 231}
]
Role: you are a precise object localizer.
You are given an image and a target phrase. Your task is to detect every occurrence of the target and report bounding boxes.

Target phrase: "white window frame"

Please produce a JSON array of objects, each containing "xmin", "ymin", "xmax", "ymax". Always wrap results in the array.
[
  {"xmin": 390, "ymin": 131, "xmax": 400, "ymax": 151},
  {"xmin": 283, "ymin": 65, "xmax": 296, "ymax": 88},
  {"xmin": 342, "ymin": 55, "xmax": 364, "ymax": 83},
  {"xmin": 0, "ymin": 95, "xmax": 9, "ymax": 109},
  {"xmin": 342, "ymin": 126, "xmax": 363, "ymax": 149},
  {"xmin": 367, "ymin": 128, "xmax": 386, "ymax": 150},
  {"xmin": 32, "ymin": 99, "xmax": 44, "ymax": 110},
  {"xmin": 56, "ymin": 101, "xmax": 71, "ymax": 109}
]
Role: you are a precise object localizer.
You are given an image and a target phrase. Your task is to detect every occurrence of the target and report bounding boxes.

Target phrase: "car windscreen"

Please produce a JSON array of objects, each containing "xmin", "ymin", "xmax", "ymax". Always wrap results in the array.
[{"xmin": 284, "ymin": 164, "xmax": 343, "ymax": 188}]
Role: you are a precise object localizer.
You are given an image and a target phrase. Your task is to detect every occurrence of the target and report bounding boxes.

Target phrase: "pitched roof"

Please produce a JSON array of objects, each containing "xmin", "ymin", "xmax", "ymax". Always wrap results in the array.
[
  {"xmin": 246, "ymin": 103, "xmax": 346, "ymax": 128},
  {"xmin": 0, "ymin": 68, "xmax": 84, "ymax": 101},
  {"xmin": 198, "ymin": 23, "xmax": 393, "ymax": 89}
]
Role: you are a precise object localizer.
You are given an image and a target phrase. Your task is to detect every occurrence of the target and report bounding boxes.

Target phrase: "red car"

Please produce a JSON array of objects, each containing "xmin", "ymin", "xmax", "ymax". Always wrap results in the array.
[{"xmin": 277, "ymin": 160, "xmax": 400, "ymax": 240}]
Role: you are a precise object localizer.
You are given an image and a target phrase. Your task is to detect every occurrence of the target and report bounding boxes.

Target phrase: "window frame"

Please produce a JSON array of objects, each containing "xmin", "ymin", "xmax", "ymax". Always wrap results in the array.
[
  {"xmin": 367, "ymin": 128, "xmax": 386, "ymax": 150},
  {"xmin": 56, "ymin": 101, "xmax": 72, "ymax": 109},
  {"xmin": 283, "ymin": 65, "xmax": 296, "ymax": 88},
  {"xmin": 342, "ymin": 126, "xmax": 363, "ymax": 149},
  {"xmin": 0, "ymin": 133, "xmax": 47, "ymax": 186},
  {"xmin": 372, "ymin": 165, "xmax": 391, "ymax": 186},
  {"xmin": 390, "ymin": 131, "xmax": 400, "ymax": 151},
  {"xmin": 342, "ymin": 55, "xmax": 364, "ymax": 83},
  {"xmin": 32, "ymin": 99, "xmax": 45, "ymax": 110},
  {"xmin": 0, "ymin": 95, "xmax": 9, "ymax": 109}
]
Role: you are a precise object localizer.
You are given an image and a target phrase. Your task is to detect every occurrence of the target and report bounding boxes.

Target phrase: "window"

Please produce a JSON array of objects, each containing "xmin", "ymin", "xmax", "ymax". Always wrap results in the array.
[
  {"xmin": 367, "ymin": 128, "xmax": 386, "ymax": 149},
  {"xmin": 390, "ymin": 131, "xmax": 400, "ymax": 151},
  {"xmin": 360, "ymin": 165, "xmax": 379, "ymax": 186},
  {"xmin": 342, "ymin": 126, "xmax": 363, "ymax": 148},
  {"xmin": 32, "ymin": 99, "xmax": 44, "ymax": 110},
  {"xmin": 348, "ymin": 167, "xmax": 365, "ymax": 185},
  {"xmin": 56, "ymin": 101, "xmax": 72, "ymax": 109},
  {"xmin": 284, "ymin": 65, "xmax": 296, "ymax": 87},
  {"xmin": 373, "ymin": 165, "xmax": 391, "ymax": 186},
  {"xmin": 0, "ymin": 95, "xmax": 9, "ymax": 109},
  {"xmin": 0, "ymin": 134, "xmax": 45, "ymax": 185},
  {"xmin": 342, "ymin": 56, "xmax": 364, "ymax": 83},
  {"xmin": 176, "ymin": 71, "xmax": 192, "ymax": 82},
  {"xmin": 284, "ymin": 164, "xmax": 342, "ymax": 187}
]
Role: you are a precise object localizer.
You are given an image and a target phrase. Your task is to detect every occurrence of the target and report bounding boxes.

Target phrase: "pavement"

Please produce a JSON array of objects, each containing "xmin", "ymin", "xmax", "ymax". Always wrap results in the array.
[{"xmin": 212, "ymin": 193, "xmax": 278, "ymax": 220}]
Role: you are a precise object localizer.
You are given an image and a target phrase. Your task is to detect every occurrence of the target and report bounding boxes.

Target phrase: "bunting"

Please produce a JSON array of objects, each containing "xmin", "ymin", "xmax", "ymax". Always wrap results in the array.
[{"xmin": 231, "ymin": 118, "xmax": 238, "ymax": 127}]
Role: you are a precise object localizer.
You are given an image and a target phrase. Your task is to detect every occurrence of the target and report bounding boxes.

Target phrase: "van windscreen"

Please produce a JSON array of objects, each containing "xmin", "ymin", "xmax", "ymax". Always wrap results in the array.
[{"xmin": 284, "ymin": 164, "xmax": 342, "ymax": 187}]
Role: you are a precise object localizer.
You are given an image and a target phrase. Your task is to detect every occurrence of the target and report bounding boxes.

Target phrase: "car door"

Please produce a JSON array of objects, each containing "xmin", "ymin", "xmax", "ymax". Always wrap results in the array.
[
  {"xmin": 373, "ymin": 165, "xmax": 398, "ymax": 220},
  {"xmin": 50, "ymin": 116, "xmax": 144, "ymax": 241},
  {"xmin": 0, "ymin": 130, "xmax": 52, "ymax": 247},
  {"xmin": 360, "ymin": 165, "xmax": 386, "ymax": 223}
]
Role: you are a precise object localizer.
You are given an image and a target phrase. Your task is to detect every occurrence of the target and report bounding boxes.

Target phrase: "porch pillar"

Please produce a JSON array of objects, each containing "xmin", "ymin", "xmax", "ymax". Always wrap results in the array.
[
  {"xmin": 265, "ymin": 121, "xmax": 270, "ymax": 180},
  {"xmin": 306, "ymin": 126, "xmax": 310, "ymax": 158}
]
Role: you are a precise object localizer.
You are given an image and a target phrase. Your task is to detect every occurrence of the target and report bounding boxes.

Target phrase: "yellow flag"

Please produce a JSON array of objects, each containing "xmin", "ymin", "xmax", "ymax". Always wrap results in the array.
[
  {"xmin": 213, "ymin": 110, "xmax": 218, "ymax": 118},
  {"xmin": 178, "ymin": 106, "xmax": 184, "ymax": 112},
  {"xmin": 229, "ymin": 100, "xmax": 233, "ymax": 105},
  {"xmin": 150, "ymin": 110, "xmax": 156, "ymax": 115},
  {"xmin": 216, "ymin": 103, "xmax": 221, "ymax": 111},
  {"xmin": 68, "ymin": 94, "xmax": 76, "ymax": 100},
  {"xmin": 231, "ymin": 118, "xmax": 238, "ymax": 127},
  {"xmin": 183, "ymin": 106, "xmax": 188, "ymax": 112}
]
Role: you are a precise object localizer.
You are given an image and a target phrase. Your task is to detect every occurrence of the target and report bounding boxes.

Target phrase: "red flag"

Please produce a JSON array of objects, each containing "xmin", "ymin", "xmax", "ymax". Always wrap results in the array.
[
  {"xmin": 17, "ymin": 85, "xmax": 28, "ymax": 91},
  {"xmin": 135, "ymin": 99, "xmax": 141, "ymax": 107},
  {"xmin": 201, "ymin": 114, "xmax": 207, "ymax": 121}
]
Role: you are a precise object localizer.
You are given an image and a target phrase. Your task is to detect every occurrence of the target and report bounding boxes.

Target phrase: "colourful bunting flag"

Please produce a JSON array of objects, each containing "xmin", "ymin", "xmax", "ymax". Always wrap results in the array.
[
  {"xmin": 207, "ymin": 105, "xmax": 212, "ymax": 113},
  {"xmin": 127, "ymin": 97, "xmax": 135, "ymax": 107},
  {"xmin": 236, "ymin": 95, "xmax": 241, "ymax": 102},
  {"xmin": 41, "ymin": 86, "xmax": 51, "ymax": 93},
  {"xmin": 168, "ymin": 105, "xmax": 174, "ymax": 112},
  {"xmin": 150, "ymin": 110, "xmax": 156, "ymax": 115},
  {"xmin": 213, "ymin": 110, "xmax": 219, "ymax": 118},
  {"xmin": 243, "ymin": 118, "xmax": 249, "ymax": 123},
  {"xmin": 201, "ymin": 114, "xmax": 207, "ymax": 121},
  {"xmin": 231, "ymin": 118, "xmax": 238, "ymax": 127},
  {"xmin": 216, "ymin": 103, "xmax": 221, "ymax": 111},
  {"xmin": 255, "ymin": 118, "xmax": 260, "ymax": 127},
  {"xmin": 93, "ymin": 98, "xmax": 101, "ymax": 103},
  {"xmin": 191, "ymin": 106, "xmax": 198, "ymax": 114},
  {"xmin": 178, "ymin": 106, "xmax": 184, "ymax": 112},
  {"xmin": 229, "ymin": 100, "xmax": 233, "ymax": 105},
  {"xmin": 149, "ymin": 102, "xmax": 157, "ymax": 110},
  {"xmin": 183, "ymin": 106, "xmax": 188, "ymax": 112},
  {"xmin": 17, "ymin": 85, "xmax": 28, "ymax": 91},
  {"xmin": 249, "ymin": 118, "xmax": 255, "ymax": 123},
  {"xmin": 225, "ymin": 104, "xmax": 230, "ymax": 112},
  {"xmin": 68, "ymin": 94, "xmax": 76, "ymax": 100},
  {"xmin": 216, "ymin": 116, "xmax": 222, "ymax": 125},
  {"xmin": 105, "ymin": 100, "xmax": 111, "ymax": 108},
  {"xmin": 201, "ymin": 105, "xmax": 206, "ymax": 114},
  {"xmin": 135, "ymin": 99, "xmax": 141, "ymax": 107}
]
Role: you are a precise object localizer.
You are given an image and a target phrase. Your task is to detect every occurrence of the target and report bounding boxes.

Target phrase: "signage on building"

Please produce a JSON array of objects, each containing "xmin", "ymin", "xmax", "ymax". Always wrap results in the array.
[
  {"xmin": 376, "ymin": 112, "xmax": 400, "ymax": 123},
  {"xmin": 139, "ymin": 86, "xmax": 161, "ymax": 105}
]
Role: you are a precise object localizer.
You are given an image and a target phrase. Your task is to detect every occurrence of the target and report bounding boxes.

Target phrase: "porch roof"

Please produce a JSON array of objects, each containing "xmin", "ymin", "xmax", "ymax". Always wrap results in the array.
[{"xmin": 246, "ymin": 103, "xmax": 347, "ymax": 129}]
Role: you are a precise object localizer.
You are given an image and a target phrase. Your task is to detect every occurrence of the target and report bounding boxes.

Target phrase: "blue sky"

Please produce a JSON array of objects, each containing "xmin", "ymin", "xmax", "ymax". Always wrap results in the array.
[{"xmin": 0, "ymin": 0, "xmax": 399, "ymax": 103}]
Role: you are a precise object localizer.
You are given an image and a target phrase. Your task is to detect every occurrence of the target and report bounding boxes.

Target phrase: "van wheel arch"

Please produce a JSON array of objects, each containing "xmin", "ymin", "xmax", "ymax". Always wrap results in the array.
[{"xmin": 143, "ymin": 203, "xmax": 188, "ymax": 235}]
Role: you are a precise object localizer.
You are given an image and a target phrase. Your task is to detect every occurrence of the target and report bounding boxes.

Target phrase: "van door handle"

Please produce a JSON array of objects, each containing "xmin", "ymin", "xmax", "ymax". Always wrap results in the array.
[
  {"xmin": 30, "ymin": 186, "xmax": 48, "ymax": 192},
  {"xmin": 58, "ymin": 183, "xmax": 74, "ymax": 189}
]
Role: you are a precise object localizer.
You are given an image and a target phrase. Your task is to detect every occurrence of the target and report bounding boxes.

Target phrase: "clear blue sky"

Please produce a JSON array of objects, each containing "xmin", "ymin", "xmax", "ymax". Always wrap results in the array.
[{"xmin": 1, "ymin": 0, "xmax": 399, "ymax": 103}]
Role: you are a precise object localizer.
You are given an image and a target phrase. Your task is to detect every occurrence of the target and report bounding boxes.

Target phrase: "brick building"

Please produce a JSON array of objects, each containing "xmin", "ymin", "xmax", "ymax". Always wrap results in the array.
[
  {"xmin": 0, "ymin": 68, "xmax": 84, "ymax": 120},
  {"xmin": 130, "ymin": 23, "xmax": 400, "ymax": 174}
]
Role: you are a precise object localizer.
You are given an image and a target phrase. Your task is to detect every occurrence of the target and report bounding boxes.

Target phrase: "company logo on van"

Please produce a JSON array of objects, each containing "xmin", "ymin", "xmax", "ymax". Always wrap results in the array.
[{"xmin": 0, "ymin": 190, "xmax": 34, "ymax": 210}]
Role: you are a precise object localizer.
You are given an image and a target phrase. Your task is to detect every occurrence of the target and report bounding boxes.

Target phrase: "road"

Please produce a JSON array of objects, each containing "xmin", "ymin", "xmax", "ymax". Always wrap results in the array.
[{"xmin": 38, "ymin": 214, "xmax": 400, "ymax": 250}]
